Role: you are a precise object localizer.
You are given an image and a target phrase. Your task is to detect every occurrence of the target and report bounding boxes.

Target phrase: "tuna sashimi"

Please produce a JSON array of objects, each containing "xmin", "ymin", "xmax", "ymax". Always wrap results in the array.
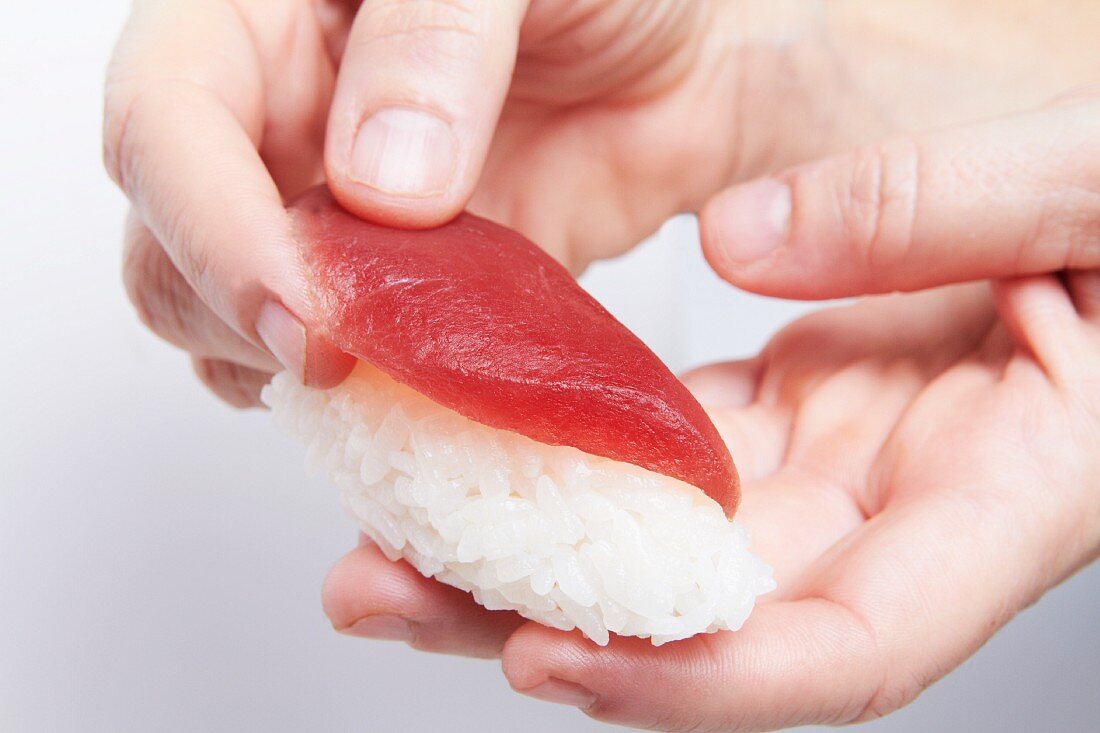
[{"xmin": 288, "ymin": 186, "xmax": 739, "ymax": 515}]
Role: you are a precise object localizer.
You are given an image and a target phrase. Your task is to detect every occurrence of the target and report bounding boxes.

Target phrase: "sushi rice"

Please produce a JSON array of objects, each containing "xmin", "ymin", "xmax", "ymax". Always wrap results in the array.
[{"xmin": 263, "ymin": 363, "xmax": 774, "ymax": 646}]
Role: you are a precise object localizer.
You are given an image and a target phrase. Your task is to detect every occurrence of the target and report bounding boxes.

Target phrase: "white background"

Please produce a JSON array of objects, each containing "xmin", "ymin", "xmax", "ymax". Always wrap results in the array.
[{"xmin": 1, "ymin": 3, "xmax": 1096, "ymax": 731}]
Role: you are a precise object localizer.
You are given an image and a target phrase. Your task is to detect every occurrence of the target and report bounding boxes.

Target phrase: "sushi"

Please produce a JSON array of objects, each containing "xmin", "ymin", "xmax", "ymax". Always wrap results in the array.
[{"xmin": 262, "ymin": 187, "xmax": 774, "ymax": 646}]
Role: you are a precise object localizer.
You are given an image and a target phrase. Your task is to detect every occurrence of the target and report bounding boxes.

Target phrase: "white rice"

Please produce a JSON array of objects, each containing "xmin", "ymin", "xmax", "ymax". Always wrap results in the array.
[{"xmin": 262, "ymin": 363, "xmax": 774, "ymax": 646}]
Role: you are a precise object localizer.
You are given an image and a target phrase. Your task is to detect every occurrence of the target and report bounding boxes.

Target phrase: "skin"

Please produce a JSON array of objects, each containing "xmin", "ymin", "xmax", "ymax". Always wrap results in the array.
[
  {"xmin": 105, "ymin": 1, "xmax": 1100, "ymax": 730},
  {"xmin": 325, "ymin": 276, "xmax": 1100, "ymax": 730},
  {"xmin": 108, "ymin": 0, "xmax": 1100, "ymax": 396}
]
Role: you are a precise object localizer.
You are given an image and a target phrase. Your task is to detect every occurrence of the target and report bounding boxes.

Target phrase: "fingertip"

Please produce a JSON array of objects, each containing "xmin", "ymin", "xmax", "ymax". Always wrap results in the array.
[
  {"xmin": 255, "ymin": 300, "xmax": 355, "ymax": 389},
  {"xmin": 502, "ymin": 624, "xmax": 658, "ymax": 695},
  {"xmin": 319, "ymin": 544, "xmax": 384, "ymax": 631},
  {"xmin": 321, "ymin": 543, "xmax": 525, "ymax": 657},
  {"xmin": 501, "ymin": 623, "xmax": 571, "ymax": 689},
  {"xmin": 320, "ymin": 0, "xmax": 529, "ymax": 229},
  {"xmin": 324, "ymin": 106, "xmax": 469, "ymax": 229},
  {"xmin": 700, "ymin": 179, "xmax": 792, "ymax": 289},
  {"xmin": 502, "ymin": 625, "xmax": 714, "ymax": 726},
  {"xmin": 304, "ymin": 331, "xmax": 356, "ymax": 389},
  {"xmin": 681, "ymin": 358, "xmax": 762, "ymax": 410},
  {"xmin": 320, "ymin": 543, "xmax": 432, "ymax": 629},
  {"xmin": 502, "ymin": 624, "xmax": 602, "ymax": 701},
  {"xmin": 993, "ymin": 274, "xmax": 1092, "ymax": 380}
]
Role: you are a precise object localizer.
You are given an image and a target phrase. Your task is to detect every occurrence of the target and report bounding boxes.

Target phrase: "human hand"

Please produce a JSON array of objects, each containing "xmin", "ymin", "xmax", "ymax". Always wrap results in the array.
[
  {"xmin": 108, "ymin": 1, "xmax": 1098, "ymax": 407},
  {"xmin": 320, "ymin": 91, "xmax": 1100, "ymax": 729},
  {"xmin": 105, "ymin": 0, "xmax": 805, "ymax": 406}
]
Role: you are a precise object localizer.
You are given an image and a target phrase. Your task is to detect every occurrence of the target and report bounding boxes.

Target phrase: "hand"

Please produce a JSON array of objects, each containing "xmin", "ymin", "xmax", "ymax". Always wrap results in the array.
[
  {"xmin": 106, "ymin": 0, "xmax": 1098, "ymax": 407},
  {"xmin": 105, "ymin": 0, "xmax": 777, "ymax": 405},
  {"xmin": 320, "ymin": 92, "xmax": 1100, "ymax": 730}
]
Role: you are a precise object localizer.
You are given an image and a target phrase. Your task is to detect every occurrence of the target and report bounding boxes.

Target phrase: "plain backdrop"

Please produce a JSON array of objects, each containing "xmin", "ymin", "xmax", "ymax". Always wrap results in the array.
[{"xmin": 1, "ymin": 3, "xmax": 1096, "ymax": 732}]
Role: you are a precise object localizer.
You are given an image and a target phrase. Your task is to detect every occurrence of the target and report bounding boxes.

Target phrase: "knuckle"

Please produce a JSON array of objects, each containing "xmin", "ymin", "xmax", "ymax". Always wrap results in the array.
[
  {"xmin": 359, "ymin": 0, "xmax": 484, "ymax": 57},
  {"xmin": 102, "ymin": 80, "xmax": 137, "ymax": 190},
  {"xmin": 1024, "ymin": 100, "xmax": 1100, "ymax": 270},
  {"xmin": 836, "ymin": 138, "xmax": 922, "ymax": 274},
  {"xmin": 103, "ymin": 76, "xmax": 221, "ymax": 198},
  {"xmin": 1027, "ymin": 170, "xmax": 1100, "ymax": 273},
  {"xmin": 102, "ymin": 30, "xmax": 133, "ymax": 188},
  {"xmin": 143, "ymin": 188, "xmax": 225, "ymax": 316},
  {"xmin": 102, "ymin": 78, "xmax": 158, "ymax": 197}
]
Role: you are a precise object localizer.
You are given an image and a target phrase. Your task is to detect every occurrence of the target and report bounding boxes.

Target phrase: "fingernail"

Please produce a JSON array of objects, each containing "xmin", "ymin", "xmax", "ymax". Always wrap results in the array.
[
  {"xmin": 350, "ymin": 107, "xmax": 456, "ymax": 196},
  {"xmin": 256, "ymin": 300, "xmax": 306, "ymax": 380},
  {"xmin": 344, "ymin": 614, "xmax": 414, "ymax": 642},
  {"xmin": 521, "ymin": 678, "xmax": 598, "ymax": 709},
  {"xmin": 709, "ymin": 178, "xmax": 791, "ymax": 262}
]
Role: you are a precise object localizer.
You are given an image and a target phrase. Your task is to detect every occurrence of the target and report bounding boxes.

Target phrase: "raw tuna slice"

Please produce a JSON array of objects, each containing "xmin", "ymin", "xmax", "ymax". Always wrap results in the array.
[{"xmin": 289, "ymin": 186, "xmax": 739, "ymax": 515}]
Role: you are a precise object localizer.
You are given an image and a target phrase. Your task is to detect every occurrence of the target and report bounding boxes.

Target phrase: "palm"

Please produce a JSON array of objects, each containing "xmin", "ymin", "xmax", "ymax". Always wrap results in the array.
[
  {"xmin": 659, "ymin": 279, "xmax": 1096, "ymax": 723},
  {"xmin": 112, "ymin": 2, "xmax": 1099, "ymax": 726},
  {"xmin": 239, "ymin": 3, "xmax": 1100, "ymax": 728},
  {"xmin": 324, "ymin": 277, "xmax": 1098, "ymax": 731},
  {"xmin": 714, "ymin": 285, "xmax": 1001, "ymax": 587},
  {"xmin": 721, "ymin": 280, "xmax": 1094, "ymax": 592}
]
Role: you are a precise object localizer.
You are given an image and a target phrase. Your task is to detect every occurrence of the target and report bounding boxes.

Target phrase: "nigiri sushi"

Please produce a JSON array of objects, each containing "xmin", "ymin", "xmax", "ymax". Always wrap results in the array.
[{"xmin": 262, "ymin": 187, "xmax": 774, "ymax": 646}]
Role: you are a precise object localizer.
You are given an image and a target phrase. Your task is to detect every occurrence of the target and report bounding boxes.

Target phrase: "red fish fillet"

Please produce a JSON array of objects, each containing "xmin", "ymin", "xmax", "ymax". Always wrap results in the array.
[{"xmin": 289, "ymin": 186, "xmax": 739, "ymax": 515}]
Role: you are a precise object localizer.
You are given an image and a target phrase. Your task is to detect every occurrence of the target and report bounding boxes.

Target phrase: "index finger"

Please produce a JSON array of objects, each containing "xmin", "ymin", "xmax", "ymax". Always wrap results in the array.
[
  {"xmin": 701, "ymin": 92, "xmax": 1100, "ymax": 300},
  {"xmin": 104, "ymin": 0, "xmax": 352, "ymax": 386}
]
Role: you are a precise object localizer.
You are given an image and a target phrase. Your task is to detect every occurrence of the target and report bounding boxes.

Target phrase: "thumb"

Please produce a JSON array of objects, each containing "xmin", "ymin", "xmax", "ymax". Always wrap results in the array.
[
  {"xmin": 700, "ymin": 94, "xmax": 1100, "ymax": 299},
  {"xmin": 324, "ymin": 0, "xmax": 529, "ymax": 228}
]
